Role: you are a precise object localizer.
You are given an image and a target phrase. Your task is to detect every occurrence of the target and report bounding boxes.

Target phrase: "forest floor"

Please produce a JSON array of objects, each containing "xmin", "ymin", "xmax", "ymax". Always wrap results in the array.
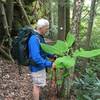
[
  {"xmin": 0, "ymin": 57, "xmax": 34, "ymax": 100},
  {"xmin": 0, "ymin": 57, "xmax": 77, "ymax": 100},
  {"xmin": 0, "ymin": 57, "xmax": 61, "ymax": 100}
]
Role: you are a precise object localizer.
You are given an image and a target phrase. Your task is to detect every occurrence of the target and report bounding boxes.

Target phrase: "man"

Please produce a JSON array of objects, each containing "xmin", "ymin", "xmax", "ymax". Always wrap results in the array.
[{"xmin": 28, "ymin": 18, "xmax": 56, "ymax": 100}]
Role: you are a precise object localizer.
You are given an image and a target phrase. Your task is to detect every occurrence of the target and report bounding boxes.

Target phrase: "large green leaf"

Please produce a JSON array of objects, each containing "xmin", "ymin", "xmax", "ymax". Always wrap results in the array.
[
  {"xmin": 41, "ymin": 40, "xmax": 68, "ymax": 56},
  {"xmin": 41, "ymin": 43, "xmax": 64, "ymax": 56},
  {"xmin": 41, "ymin": 33, "xmax": 76, "ymax": 56},
  {"xmin": 73, "ymin": 48, "xmax": 100, "ymax": 58},
  {"xmin": 65, "ymin": 33, "xmax": 75, "ymax": 49},
  {"xmin": 55, "ymin": 56, "xmax": 76, "ymax": 69},
  {"xmin": 54, "ymin": 40, "xmax": 67, "ymax": 53}
]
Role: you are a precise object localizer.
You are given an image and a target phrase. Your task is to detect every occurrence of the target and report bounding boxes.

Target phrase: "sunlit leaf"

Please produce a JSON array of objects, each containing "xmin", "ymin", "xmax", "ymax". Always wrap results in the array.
[
  {"xmin": 55, "ymin": 56, "xmax": 76, "ymax": 69},
  {"xmin": 73, "ymin": 48, "xmax": 100, "ymax": 58},
  {"xmin": 65, "ymin": 33, "xmax": 75, "ymax": 49},
  {"xmin": 54, "ymin": 40, "xmax": 68, "ymax": 53},
  {"xmin": 41, "ymin": 43, "xmax": 64, "ymax": 56},
  {"xmin": 41, "ymin": 40, "xmax": 67, "ymax": 56}
]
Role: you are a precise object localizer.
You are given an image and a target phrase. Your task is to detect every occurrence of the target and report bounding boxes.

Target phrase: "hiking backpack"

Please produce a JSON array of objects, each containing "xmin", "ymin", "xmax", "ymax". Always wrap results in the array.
[{"xmin": 11, "ymin": 26, "xmax": 36, "ymax": 66}]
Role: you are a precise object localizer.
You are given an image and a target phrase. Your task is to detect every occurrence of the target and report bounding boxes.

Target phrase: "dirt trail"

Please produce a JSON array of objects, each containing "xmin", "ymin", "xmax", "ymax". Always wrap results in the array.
[{"xmin": 0, "ymin": 57, "xmax": 33, "ymax": 100}]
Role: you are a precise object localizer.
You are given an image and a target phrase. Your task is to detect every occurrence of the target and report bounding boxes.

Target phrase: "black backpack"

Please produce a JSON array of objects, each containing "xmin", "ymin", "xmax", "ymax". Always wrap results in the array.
[{"xmin": 11, "ymin": 26, "xmax": 36, "ymax": 66}]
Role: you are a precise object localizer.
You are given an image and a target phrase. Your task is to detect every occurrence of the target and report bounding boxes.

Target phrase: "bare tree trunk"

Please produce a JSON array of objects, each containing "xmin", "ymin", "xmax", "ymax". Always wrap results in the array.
[
  {"xmin": 48, "ymin": 0, "xmax": 58, "ymax": 40},
  {"xmin": 81, "ymin": 0, "xmax": 97, "ymax": 72},
  {"xmin": 5, "ymin": 0, "xmax": 14, "ymax": 32},
  {"xmin": 71, "ymin": 0, "xmax": 84, "ymax": 49},
  {"xmin": 65, "ymin": 0, "xmax": 70, "ymax": 39},
  {"xmin": 0, "ymin": 3, "xmax": 10, "ymax": 38},
  {"xmin": 0, "ymin": 2, "xmax": 14, "ymax": 62},
  {"xmin": 58, "ymin": 0, "xmax": 66, "ymax": 40},
  {"xmin": 58, "ymin": 0, "xmax": 70, "ymax": 40},
  {"xmin": 0, "ymin": 47, "xmax": 13, "ymax": 60},
  {"xmin": 63, "ymin": 0, "xmax": 84, "ymax": 99},
  {"xmin": 85, "ymin": 0, "xmax": 96, "ymax": 49},
  {"xmin": 16, "ymin": 0, "xmax": 30, "ymax": 25}
]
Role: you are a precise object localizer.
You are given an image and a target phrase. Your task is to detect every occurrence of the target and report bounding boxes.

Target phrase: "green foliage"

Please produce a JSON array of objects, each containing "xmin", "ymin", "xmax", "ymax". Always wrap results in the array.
[
  {"xmin": 73, "ymin": 48, "xmax": 100, "ymax": 58},
  {"xmin": 41, "ymin": 33, "xmax": 75, "ymax": 56},
  {"xmin": 31, "ymin": 0, "xmax": 49, "ymax": 25},
  {"xmin": 55, "ymin": 56, "xmax": 75, "ymax": 69},
  {"xmin": 41, "ymin": 41, "xmax": 66, "ymax": 56},
  {"xmin": 73, "ymin": 72, "xmax": 100, "ymax": 100},
  {"xmin": 41, "ymin": 33, "xmax": 100, "ymax": 70},
  {"xmin": 65, "ymin": 33, "xmax": 75, "ymax": 49}
]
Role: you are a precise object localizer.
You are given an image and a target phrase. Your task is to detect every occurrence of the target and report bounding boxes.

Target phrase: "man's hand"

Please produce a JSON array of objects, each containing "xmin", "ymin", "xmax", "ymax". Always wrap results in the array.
[
  {"xmin": 49, "ymin": 55, "xmax": 57, "ymax": 62},
  {"xmin": 52, "ymin": 63, "xmax": 56, "ymax": 70}
]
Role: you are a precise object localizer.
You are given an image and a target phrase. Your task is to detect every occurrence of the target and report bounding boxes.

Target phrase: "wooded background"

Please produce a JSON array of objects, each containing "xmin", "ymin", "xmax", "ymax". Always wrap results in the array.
[{"xmin": 0, "ymin": 0, "xmax": 100, "ymax": 99}]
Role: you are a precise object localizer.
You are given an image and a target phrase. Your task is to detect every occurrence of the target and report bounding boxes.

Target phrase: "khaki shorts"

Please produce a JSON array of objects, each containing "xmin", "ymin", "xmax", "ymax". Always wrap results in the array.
[{"xmin": 31, "ymin": 69, "xmax": 46, "ymax": 87}]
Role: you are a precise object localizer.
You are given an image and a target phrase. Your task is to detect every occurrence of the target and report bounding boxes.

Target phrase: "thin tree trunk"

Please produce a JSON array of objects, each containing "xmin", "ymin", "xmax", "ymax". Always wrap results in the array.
[
  {"xmin": 0, "ymin": 2, "xmax": 14, "ymax": 62},
  {"xmin": 58, "ymin": 0, "xmax": 70, "ymax": 40},
  {"xmin": 49, "ymin": 0, "xmax": 58, "ymax": 40},
  {"xmin": 85, "ymin": 0, "xmax": 96, "ymax": 49},
  {"xmin": 0, "ymin": 47, "xmax": 13, "ymax": 61},
  {"xmin": 63, "ymin": 0, "xmax": 84, "ymax": 98},
  {"xmin": 5, "ymin": 0, "xmax": 14, "ymax": 32},
  {"xmin": 81, "ymin": 0, "xmax": 97, "ymax": 72},
  {"xmin": 0, "ymin": 2, "xmax": 10, "ymax": 38},
  {"xmin": 58, "ymin": 0, "xmax": 66, "ymax": 40},
  {"xmin": 71, "ymin": 0, "xmax": 84, "ymax": 49},
  {"xmin": 65, "ymin": 0, "xmax": 70, "ymax": 39},
  {"xmin": 16, "ymin": 0, "xmax": 30, "ymax": 25}
]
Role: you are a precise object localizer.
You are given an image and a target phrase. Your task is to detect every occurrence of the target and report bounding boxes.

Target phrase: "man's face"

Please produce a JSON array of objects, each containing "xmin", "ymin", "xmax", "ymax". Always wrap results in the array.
[{"xmin": 40, "ymin": 26, "xmax": 49, "ymax": 35}]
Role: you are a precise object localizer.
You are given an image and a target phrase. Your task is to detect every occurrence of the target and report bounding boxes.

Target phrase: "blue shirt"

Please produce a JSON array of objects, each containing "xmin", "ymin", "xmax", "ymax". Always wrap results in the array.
[{"xmin": 28, "ymin": 32, "xmax": 53, "ymax": 72}]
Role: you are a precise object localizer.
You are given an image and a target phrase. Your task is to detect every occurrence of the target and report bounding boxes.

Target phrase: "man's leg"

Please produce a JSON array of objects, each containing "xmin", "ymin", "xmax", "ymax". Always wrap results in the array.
[
  {"xmin": 32, "ymin": 69, "xmax": 46, "ymax": 100},
  {"xmin": 33, "ymin": 85, "xmax": 40, "ymax": 100}
]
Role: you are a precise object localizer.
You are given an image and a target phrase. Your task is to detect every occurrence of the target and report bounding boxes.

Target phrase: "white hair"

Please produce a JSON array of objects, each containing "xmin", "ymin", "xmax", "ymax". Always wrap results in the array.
[{"xmin": 37, "ymin": 18, "xmax": 49, "ymax": 28}]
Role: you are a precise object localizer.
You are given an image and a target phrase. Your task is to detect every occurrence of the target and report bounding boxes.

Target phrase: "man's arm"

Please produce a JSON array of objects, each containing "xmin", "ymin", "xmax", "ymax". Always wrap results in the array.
[{"xmin": 28, "ymin": 36, "xmax": 53, "ymax": 68}]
